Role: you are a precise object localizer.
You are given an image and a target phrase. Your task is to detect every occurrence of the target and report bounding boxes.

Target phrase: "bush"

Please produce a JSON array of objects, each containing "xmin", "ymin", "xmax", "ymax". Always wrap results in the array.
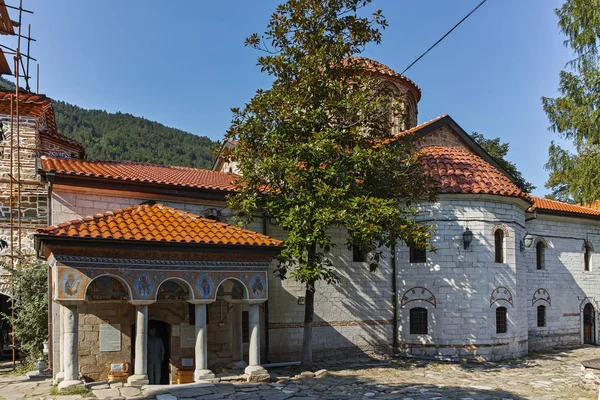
[{"xmin": 0, "ymin": 259, "xmax": 48, "ymax": 368}]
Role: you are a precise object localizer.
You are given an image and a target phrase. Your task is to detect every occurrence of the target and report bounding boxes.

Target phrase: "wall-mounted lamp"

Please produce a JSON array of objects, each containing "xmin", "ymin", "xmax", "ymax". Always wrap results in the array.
[
  {"xmin": 463, "ymin": 227, "xmax": 473, "ymax": 250},
  {"xmin": 520, "ymin": 233, "xmax": 534, "ymax": 252},
  {"xmin": 523, "ymin": 233, "xmax": 534, "ymax": 248}
]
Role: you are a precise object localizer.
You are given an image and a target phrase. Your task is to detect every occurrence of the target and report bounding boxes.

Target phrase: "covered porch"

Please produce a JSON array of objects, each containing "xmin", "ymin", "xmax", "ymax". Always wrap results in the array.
[{"xmin": 35, "ymin": 202, "xmax": 282, "ymax": 388}]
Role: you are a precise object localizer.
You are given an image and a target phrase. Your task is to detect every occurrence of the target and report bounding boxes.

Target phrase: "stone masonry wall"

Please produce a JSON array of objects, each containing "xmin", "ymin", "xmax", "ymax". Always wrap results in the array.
[
  {"xmin": 525, "ymin": 215, "xmax": 600, "ymax": 351},
  {"xmin": 266, "ymin": 223, "xmax": 394, "ymax": 362},
  {"xmin": 396, "ymin": 197, "xmax": 529, "ymax": 361},
  {"xmin": 415, "ymin": 126, "xmax": 469, "ymax": 150},
  {"xmin": 0, "ymin": 116, "xmax": 47, "ymax": 259}
]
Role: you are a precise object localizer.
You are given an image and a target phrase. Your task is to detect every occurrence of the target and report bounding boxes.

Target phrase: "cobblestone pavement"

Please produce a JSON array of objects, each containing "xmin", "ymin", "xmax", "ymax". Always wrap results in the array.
[{"xmin": 1, "ymin": 347, "xmax": 600, "ymax": 399}]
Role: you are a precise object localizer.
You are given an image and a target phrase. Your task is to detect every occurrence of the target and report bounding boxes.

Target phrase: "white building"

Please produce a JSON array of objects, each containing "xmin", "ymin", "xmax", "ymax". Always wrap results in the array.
[{"xmin": 1, "ymin": 58, "xmax": 599, "ymax": 386}]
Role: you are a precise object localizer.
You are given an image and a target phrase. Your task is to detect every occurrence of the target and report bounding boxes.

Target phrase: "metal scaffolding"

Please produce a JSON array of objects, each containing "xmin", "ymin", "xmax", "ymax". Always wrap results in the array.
[{"xmin": 0, "ymin": 0, "xmax": 36, "ymax": 366}]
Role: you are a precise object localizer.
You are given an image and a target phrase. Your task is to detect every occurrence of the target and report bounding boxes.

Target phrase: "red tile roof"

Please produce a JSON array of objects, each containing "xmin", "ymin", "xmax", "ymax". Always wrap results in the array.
[
  {"xmin": 41, "ymin": 156, "xmax": 238, "ymax": 192},
  {"xmin": 420, "ymin": 146, "xmax": 529, "ymax": 199},
  {"xmin": 37, "ymin": 202, "xmax": 282, "ymax": 247},
  {"xmin": 343, "ymin": 56, "xmax": 422, "ymax": 101},
  {"xmin": 529, "ymin": 196, "xmax": 600, "ymax": 217}
]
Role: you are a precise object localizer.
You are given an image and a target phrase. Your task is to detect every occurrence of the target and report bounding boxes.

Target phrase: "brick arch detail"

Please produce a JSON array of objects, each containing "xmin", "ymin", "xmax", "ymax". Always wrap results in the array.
[
  {"xmin": 491, "ymin": 225, "xmax": 509, "ymax": 238},
  {"xmin": 400, "ymin": 286, "xmax": 436, "ymax": 308},
  {"xmin": 532, "ymin": 288, "xmax": 551, "ymax": 306},
  {"xmin": 490, "ymin": 286, "xmax": 513, "ymax": 307}
]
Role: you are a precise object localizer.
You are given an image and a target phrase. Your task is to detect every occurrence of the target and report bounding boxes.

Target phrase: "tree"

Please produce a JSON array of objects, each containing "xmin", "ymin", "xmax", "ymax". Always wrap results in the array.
[
  {"xmin": 0, "ymin": 259, "xmax": 48, "ymax": 368},
  {"xmin": 469, "ymin": 132, "xmax": 535, "ymax": 193},
  {"xmin": 541, "ymin": 0, "xmax": 600, "ymax": 204},
  {"xmin": 225, "ymin": 0, "xmax": 437, "ymax": 366}
]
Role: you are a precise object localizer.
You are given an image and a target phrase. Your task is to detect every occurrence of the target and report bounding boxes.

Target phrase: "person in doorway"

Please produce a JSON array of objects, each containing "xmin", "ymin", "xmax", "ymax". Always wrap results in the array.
[{"xmin": 147, "ymin": 328, "xmax": 165, "ymax": 384}]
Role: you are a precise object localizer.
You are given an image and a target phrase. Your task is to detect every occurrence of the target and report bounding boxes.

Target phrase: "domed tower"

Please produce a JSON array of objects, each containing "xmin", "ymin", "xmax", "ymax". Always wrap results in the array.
[{"xmin": 345, "ymin": 56, "xmax": 421, "ymax": 133}]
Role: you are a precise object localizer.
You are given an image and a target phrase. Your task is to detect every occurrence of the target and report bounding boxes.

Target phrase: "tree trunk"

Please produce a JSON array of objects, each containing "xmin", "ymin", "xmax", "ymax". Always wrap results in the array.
[{"xmin": 301, "ymin": 280, "xmax": 315, "ymax": 368}]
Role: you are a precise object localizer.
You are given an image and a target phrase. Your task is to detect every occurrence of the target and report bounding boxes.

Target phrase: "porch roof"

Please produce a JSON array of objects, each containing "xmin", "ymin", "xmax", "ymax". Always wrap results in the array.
[{"xmin": 37, "ymin": 201, "xmax": 282, "ymax": 248}]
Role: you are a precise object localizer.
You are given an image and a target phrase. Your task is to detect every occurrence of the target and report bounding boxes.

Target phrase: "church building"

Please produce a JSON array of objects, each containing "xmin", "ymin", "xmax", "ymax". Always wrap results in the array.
[{"xmin": 1, "ymin": 57, "xmax": 600, "ymax": 387}]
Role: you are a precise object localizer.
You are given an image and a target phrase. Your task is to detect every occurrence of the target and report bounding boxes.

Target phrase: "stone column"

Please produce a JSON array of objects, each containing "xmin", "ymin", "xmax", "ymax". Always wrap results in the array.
[
  {"xmin": 127, "ymin": 304, "xmax": 150, "ymax": 386},
  {"xmin": 194, "ymin": 303, "xmax": 215, "ymax": 381},
  {"xmin": 230, "ymin": 303, "xmax": 246, "ymax": 369},
  {"xmin": 57, "ymin": 304, "xmax": 83, "ymax": 390},
  {"xmin": 244, "ymin": 303, "xmax": 269, "ymax": 381},
  {"xmin": 54, "ymin": 304, "xmax": 65, "ymax": 383}
]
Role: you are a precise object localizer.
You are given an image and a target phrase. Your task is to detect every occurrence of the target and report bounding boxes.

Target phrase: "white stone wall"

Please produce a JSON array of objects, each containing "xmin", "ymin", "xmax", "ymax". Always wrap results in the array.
[
  {"xmin": 266, "ymin": 223, "xmax": 394, "ymax": 362},
  {"xmin": 396, "ymin": 197, "xmax": 529, "ymax": 361},
  {"xmin": 525, "ymin": 214, "xmax": 600, "ymax": 350}
]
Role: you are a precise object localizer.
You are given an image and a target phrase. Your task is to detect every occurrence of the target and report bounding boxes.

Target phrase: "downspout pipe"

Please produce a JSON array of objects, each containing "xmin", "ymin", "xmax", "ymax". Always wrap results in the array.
[
  {"xmin": 45, "ymin": 172, "xmax": 55, "ymax": 370},
  {"xmin": 391, "ymin": 239, "xmax": 398, "ymax": 353},
  {"xmin": 262, "ymin": 213, "xmax": 270, "ymax": 363}
]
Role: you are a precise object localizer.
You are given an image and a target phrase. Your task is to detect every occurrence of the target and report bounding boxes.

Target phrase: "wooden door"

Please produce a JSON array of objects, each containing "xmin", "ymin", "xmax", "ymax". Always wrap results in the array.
[{"xmin": 584, "ymin": 303, "xmax": 595, "ymax": 344}]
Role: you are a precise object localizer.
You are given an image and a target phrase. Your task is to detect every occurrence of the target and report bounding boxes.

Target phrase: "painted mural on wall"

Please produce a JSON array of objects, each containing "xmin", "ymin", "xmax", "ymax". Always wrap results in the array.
[{"xmin": 53, "ymin": 259, "xmax": 268, "ymax": 302}]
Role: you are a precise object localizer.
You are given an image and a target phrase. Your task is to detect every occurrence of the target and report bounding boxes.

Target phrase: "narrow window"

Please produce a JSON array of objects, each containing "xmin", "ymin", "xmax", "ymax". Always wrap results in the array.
[
  {"xmin": 585, "ymin": 243, "xmax": 592, "ymax": 271},
  {"xmin": 494, "ymin": 229, "xmax": 504, "ymax": 263},
  {"xmin": 537, "ymin": 305, "xmax": 546, "ymax": 327},
  {"xmin": 189, "ymin": 303, "xmax": 210, "ymax": 325},
  {"xmin": 242, "ymin": 310, "xmax": 249, "ymax": 343},
  {"xmin": 536, "ymin": 241, "xmax": 545, "ymax": 270},
  {"xmin": 353, "ymin": 246, "xmax": 366, "ymax": 262},
  {"xmin": 496, "ymin": 306, "xmax": 507, "ymax": 333},
  {"xmin": 409, "ymin": 245, "xmax": 426, "ymax": 263},
  {"xmin": 409, "ymin": 307, "xmax": 428, "ymax": 334}
]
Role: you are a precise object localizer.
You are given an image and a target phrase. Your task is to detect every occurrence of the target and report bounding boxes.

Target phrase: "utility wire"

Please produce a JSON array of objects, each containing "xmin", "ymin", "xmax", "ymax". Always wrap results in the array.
[{"xmin": 401, "ymin": 0, "xmax": 488, "ymax": 75}]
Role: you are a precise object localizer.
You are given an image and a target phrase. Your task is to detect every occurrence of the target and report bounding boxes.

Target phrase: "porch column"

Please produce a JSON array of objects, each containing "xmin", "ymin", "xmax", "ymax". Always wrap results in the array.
[
  {"xmin": 127, "ymin": 304, "xmax": 150, "ymax": 386},
  {"xmin": 194, "ymin": 303, "xmax": 215, "ymax": 381},
  {"xmin": 244, "ymin": 303, "xmax": 269, "ymax": 381},
  {"xmin": 57, "ymin": 304, "xmax": 83, "ymax": 390},
  {"xmin": 55, "ymin": 304, "xmax": 65, "ymax": 383}
]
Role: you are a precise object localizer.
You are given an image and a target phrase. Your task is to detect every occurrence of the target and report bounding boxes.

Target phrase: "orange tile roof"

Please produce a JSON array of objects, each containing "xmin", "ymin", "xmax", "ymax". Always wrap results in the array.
[
  {"xmin": 37, "ymin": 202, "xmax": 283, "ymax": 247},
  {"xmin": 343, "ymin": 56, "xmax": 422, "ymax": 101},
  {"xmin": 41, "ymin": 156, "xmax": 238, "ymax": 192},
  {"xmin": 420, "ymin": 146, "xmax": 529, "ymax": 199},
  {"xmin": 529, "ymin": 196, "xmax": 600, "ymax": 217}
]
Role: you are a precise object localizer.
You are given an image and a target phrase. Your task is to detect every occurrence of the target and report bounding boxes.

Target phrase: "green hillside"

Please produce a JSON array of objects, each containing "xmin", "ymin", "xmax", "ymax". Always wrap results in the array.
[{"xmin": 0, "ymin": 78, "xmax": 217, "ymax": 169}]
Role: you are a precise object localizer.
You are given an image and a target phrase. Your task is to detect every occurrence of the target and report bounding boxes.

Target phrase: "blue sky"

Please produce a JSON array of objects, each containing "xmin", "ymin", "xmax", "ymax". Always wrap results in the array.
[{"xmin": 18, "ymin": 0, "xmax": 571, "ymax": 197}]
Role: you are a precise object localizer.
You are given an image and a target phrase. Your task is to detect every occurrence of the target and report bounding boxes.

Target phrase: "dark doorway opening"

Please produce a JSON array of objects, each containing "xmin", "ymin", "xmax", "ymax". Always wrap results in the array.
[
  {"xmin": 584, "ymin": 303, "xmax": 595, "ymax": 345},
  {"xmin": 0, "ymin": 293, "xmax": 11, "ymax": 358},
  {"xmin": 131, "ymin": 320, "xmax": 171, "ymax": 384}
]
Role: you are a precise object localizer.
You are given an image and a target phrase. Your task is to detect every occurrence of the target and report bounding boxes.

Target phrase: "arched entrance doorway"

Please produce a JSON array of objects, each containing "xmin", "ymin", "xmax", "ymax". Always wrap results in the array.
[
  {"xmin": 584, "ymin": 303, "xmax": 595, "ymax": 344},
  {"xmin": 131, "ymin": 320, "xmax": 171, "ymax": 385}
]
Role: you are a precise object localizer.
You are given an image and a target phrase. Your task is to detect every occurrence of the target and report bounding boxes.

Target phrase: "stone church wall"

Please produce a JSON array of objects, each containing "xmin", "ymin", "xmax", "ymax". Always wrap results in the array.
[
  {"xmin": 524, "ymin": 215, "xmax": 600, "ymax": 351},
  {"xmin": 396, "ymin": 197, "xmax": 529, "ymax": 361}
]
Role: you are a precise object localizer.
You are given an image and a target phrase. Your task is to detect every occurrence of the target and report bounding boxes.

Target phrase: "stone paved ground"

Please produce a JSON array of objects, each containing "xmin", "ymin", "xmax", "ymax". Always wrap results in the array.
[{"xmin": 1, "ymin": 347, "xmax": 600, "ymax": 399}]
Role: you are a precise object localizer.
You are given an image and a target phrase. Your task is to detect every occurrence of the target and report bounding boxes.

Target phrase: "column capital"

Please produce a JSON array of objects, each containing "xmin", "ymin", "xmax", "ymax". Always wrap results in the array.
[
  {"xmin": 188, "ymin": 300, "xmax": 214, "ymax": 305},
  {"xmin": 128, "ymin": 300, "xmax": 155, "ymax": 306}
]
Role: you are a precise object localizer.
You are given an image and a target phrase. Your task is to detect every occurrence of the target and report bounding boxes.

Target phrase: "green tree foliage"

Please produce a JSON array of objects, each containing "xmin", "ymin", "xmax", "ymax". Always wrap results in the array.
[
  {"xmin": 469, "ymin": 132, "xmax": 535, "ymax": 193},
  {"xmin": 542, "ymin": 0, "xmax": 600, "ymax": 204},
  {"xmin": 0, "ymin": 259, "xmax": 48, "ymax": 367},
  {"xmin": 0, "ymin": 77, "xmax": 217, "ymax": 169},
  {"xmin": 225, "ymin": 0, "xmax": 437, "ymax": 366}
]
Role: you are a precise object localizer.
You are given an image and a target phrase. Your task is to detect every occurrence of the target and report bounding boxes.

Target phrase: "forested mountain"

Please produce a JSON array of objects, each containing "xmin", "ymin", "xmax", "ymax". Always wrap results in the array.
[
  {"xmin": 0, "ymin": 78, "xmax": 217, "ymax": 169},
  {"xmin": 52, "ymin": 101, "xmax": 217, "ymax": 168}
]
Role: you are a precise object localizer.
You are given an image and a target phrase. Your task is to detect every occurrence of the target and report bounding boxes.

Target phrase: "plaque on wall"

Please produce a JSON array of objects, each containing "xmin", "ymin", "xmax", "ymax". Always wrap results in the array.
[
  {"xmin": 100, "ymin": 324, "xmax": 121, "ymax": 352},
  {"xmin": 180, "ymin": 324, "xmax": 196, "ymax": 349},
  {"xmin": 181, "ymin": 357, "xmax": 194, "ymax": 367}
]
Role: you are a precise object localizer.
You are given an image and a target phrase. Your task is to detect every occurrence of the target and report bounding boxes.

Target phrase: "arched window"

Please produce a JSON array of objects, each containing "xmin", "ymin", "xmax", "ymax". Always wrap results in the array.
[
  {"xmin": 409, "ymin": 307, "xmax": 428, "ymax": 334},
  {"xmin": 537, "ymin": 305, "xmax": 546, "ymax": 327},
  {"xmin": 585, "ymin": 243, "xmax": 592, "ymax": 271},
  {"xmin": 536, "ymin": 241, "xmax": 545, "ymax": 270},
  {"xmin": 496, "ymin": 306, "xmax": 507, "ymax": 334},
  {"xmin": 494, "ymin": 229, "xmax": 505, "ymax": 263}
]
